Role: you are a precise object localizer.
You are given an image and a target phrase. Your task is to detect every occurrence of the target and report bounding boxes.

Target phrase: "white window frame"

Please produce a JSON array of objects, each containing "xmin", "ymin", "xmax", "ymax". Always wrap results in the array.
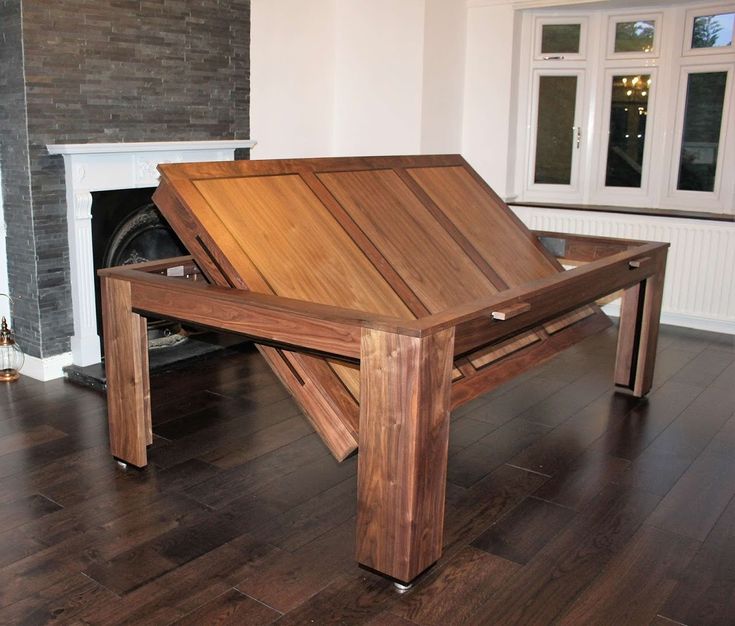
[
  {"xmin": 683, "ymin": 4, "xmax": 735, "ymax": 56},
  {"xmin": 607, "ymin": 13, "xmax": 663, "ymax": 59},
  {"xmin": 665, "ymin": 62, "xmax": 734, "ymax": 211},
  {"xmin": 512, "ymin": 3, "xmax": 735, "ymax": 215},
  {"xmin": 534, "ymin": 16, "xmax": 588, "ymax": 61},
  {"xmin": 592, "ymin": 66, "xmax": 659, "ymax": 206},
  {"xmin": 525, "ymin": 69, "xmax": 586, "ymax": 200}
]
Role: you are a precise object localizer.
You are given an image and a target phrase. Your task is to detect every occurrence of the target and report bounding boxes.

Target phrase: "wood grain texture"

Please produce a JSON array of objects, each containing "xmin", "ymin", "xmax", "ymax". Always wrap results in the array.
[
  {"xmin": 192, "ymin": 174, "xmax": 414, "ymax": 319},
  {"xmin": 615, "ymin": 250, "xmax": 668, "ymax": 396},
  {"xmin": 100, "ymin": 277, "xmax": 150, "ymax": 468},
  {"xmin": 356, "ymin": 327, "xmax": 455, "ymax": 583},
  {"xmin": 406, "ymin": 166, "xmax": 558, "ymax": 285},
  {"xmin": 318, "ymin": 169, "xmax": 499, "ymax": 310}
]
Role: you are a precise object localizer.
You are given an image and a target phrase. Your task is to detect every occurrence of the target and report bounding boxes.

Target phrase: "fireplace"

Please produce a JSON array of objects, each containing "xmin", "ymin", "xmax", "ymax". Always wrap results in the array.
[
  {"xmin": 46, "ymin": 140, "xmax": 256, "ymax": 368},
  {"xmin": 91, "ymin": 186, "xmax": 189, "ymax": 354}
]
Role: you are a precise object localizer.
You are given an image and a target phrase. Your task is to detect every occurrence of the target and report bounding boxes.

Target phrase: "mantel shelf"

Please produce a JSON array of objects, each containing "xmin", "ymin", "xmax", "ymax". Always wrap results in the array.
[{"xmin": 47, "ymin": 139, "xmax": 256, "ymax": 156}]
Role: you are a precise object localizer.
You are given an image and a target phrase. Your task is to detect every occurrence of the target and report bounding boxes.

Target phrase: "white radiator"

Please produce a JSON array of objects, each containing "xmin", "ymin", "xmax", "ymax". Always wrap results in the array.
[{"xmin": 512, "ymin": 205, "xmax": 735, "ymax": 335}]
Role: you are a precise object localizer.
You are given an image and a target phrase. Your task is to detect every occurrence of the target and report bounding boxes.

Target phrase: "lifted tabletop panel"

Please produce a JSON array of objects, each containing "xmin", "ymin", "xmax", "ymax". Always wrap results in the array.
[{"xmin": 152, "ymin": 155, "xmax": 609, "ymax": 460}]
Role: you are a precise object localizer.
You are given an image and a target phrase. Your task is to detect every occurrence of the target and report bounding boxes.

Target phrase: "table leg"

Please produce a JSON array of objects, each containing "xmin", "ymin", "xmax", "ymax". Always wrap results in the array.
[
  {"xmin": 614, "ymin": 252, "xmax": 667, "ymax": 397},
  {"xmin": 356, "ymin": 327, "xmax": 455, "ymax": 583},
  {"xmin": 101, "ymin": 277, "xmax": 151, "ymax": 467}
]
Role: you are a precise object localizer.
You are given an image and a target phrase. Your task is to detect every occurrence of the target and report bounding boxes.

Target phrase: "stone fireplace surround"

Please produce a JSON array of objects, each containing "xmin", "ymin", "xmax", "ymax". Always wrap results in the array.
[{"xmin": 37, "ymin": 140, "xmax": 255, "ymax": 380}]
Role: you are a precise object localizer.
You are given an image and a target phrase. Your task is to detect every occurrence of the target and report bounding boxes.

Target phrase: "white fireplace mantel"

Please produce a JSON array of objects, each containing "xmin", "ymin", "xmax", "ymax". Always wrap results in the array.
[{"xmin": 47, "ymin": 139, "xmax": 256, "ymax": 368}]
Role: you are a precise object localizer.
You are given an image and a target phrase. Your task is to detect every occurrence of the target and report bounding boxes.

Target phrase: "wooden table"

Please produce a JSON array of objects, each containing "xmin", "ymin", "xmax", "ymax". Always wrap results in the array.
[{"xmin": 99, "ymin": 155, "xmax": 668, "ymax": 584}]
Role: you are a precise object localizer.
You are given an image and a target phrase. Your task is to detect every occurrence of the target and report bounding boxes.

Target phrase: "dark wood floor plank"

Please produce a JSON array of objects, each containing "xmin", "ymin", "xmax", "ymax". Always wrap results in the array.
[
  {"xmin": 622, "ymin": 384, "xmax": 735, "ymax": 498},
  {"xmin": 463, "ymin": 375, "xmax": 569, "ymax": 427},
  {"xmin": 510, "ymin": 391, "xmax": 642, "ymax": 477},
  {"xmin": 0, "ymin": 526, "xmax": 45, "ymax": 569},
  {"xmin": 647, "ymin": 451, "xmax": 735, "ymax": 541},
  {"xmin": 252, "ymin": 477, "xmax": 356, "ymax": 551},
  {"xmin": 705, "ymin": 412, "xmax": 735, "ymax": 457},
  {"xmin": 669, "ymin": 347, "xmax": 734, "ymax": 388},
  {"xmin": 471, "ymin": 496, "xmax": 576, "ymax": 564},
  {"xmin": 266, "ymin": 571, "xmax": 397, "ymax": 626},
  {"xmin": 0, "ymin": 424, "xmax": 67, "ymax": 457},
  {"xmin": 0, "ymin": 545, "xmax": 80, "ymax": 609},
  {"xmin": 390, "ymin": 546, "xmax": 519, "ymax": 625},
  {"xmin": 659, "ymin": 494, "xmax": 735, "ymax": 626},
  {"xmin": 516, "ymin": 368, "xmax": 614, "ymax": 428},
  {"xmin": 199, "ymin": 414, "xmax": 314, "ymax": 470},
  {"xmin": 236, "ymin": 520, "xmax": 356, "ymax": 613},
  {"xmin": 0, "ymin": 444, "xmax": 111, "ymax": 505},
  {"xmin": 0, "ymin": 494, "xmax": 62, "ymax": 532},
  {"xmin": 710, "ymin": 359, "xmax": 735, "ymax": 390},
  {"xmin": 465, "ymin": 483, "xmax": 662, "ymax": 625},
  {"xmin": 0, "ymin": 572, "xmax": 116, "ymax": 625},
  {"xmin": 442, "ymin": 464, "xmax": 549, "ymax": 554},
  {"xmin": 650, "ymin": 346, "xmax": 703, "ymax": 388},
  {"xmin": 149, "ymin": 396, "xmax": 305, "ymax": 470},
  {"xmin": 447, "ymin": 416, "xmax": 499, "ymax": 456},
  {"xmin": 365, "ymin": 611, "xmax": 419, "ymax": 626},
  {"xmin": 557, "ymin": 525, "xmax": 698, "ymax": 625},
  {"xmin": 79, "ymin": 533, "xmax": 275, "ymax": 625},
  {"xmin": 82, "ymin": 509, "xmax": 253, "ymax": 595},
  {"xmin": 184, "ymin": 433, "xmax": 329, "ymax": 509},
  {"xmin": 532, "ymin": 447, "xmax": 630, "ymax": 510},
  {"xmin": 447, "ymin": 419, "xmax": 551, "ymax": 487},
  {"xmin": 599, "ymin": 380, "xmax": 704, "ymax": 461},
  {"xmin": 171, "ymin": 588, "xmax": 281, "ymax": 625}
]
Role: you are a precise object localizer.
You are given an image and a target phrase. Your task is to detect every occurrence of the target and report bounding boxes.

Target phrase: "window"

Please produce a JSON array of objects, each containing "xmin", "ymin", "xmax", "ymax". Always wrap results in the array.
[
  {"xmin": 604, "ymin": 73, "xmax": 652, "ymax": 188},
  {"xmin": 514, "ymin": 4, "xmax": 735, "ymax": 214},
  {"xmin": 677, "ymin": 71, "xmax": 728, "ymax": 191},
  {"xmin": 608, "ymin": 15, "xmax": 660, "ymax": 57},
  {"xmin": 690, "ymin": 11, "xmax": 734, "ymax": 49}
]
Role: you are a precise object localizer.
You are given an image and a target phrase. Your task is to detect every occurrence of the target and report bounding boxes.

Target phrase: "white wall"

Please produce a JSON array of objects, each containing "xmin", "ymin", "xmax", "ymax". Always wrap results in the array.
[
  {"xmin": 250, "ymin": 0, "xmax": 337, "ymax": 158},
  {"xmin": 421, "ymin": 0, "xmax": 467, "ymax": 153},
  {"xmin": 333, "ymin": 0, "xmax": 425, "ymax": 155},
  {"xmin": 461, "ymin": 2, "xmax": 518, "ymax": 196},
  {"xmin": 250, "ymin": 0, "xmax": 466, "ymax": 159}
]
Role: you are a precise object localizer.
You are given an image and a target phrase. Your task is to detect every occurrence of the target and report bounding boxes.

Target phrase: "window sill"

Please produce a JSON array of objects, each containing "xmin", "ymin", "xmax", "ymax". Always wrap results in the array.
[{"xmin": 507, "ymin": 201, "xmax": 734, "ymax": 223}]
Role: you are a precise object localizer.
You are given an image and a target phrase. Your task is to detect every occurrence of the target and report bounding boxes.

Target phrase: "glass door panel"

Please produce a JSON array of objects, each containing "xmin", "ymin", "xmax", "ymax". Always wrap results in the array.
[
  {"xmin": 533, "ymin": 75, "xmax": 580, "ymax": 185},
  {"xmin": 677, "ymin": 71, "xmax": 728, "ymax": 192},
  {"xmin": 605, "ymin": 73, "xmax": 651, "ymax": 187}
]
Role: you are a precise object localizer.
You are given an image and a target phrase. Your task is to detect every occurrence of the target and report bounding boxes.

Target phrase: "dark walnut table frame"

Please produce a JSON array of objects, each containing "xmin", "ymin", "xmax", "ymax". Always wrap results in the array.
[{"xmin": 99, "ymin": 230, "xmax": 667, "ymax": 585}]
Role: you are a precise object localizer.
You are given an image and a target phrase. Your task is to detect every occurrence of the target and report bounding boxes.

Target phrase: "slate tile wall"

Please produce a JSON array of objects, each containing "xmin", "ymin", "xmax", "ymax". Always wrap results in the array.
[{"xmin": 0, "ymin": 0, "xmax": 250, "ymax": 358}]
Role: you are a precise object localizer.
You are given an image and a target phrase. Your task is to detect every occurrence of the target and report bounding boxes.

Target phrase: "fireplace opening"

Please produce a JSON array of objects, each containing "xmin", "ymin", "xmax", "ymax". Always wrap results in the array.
[{"xmin": 91, "ymin": 187, "xmax": 189, "ymax": 353}]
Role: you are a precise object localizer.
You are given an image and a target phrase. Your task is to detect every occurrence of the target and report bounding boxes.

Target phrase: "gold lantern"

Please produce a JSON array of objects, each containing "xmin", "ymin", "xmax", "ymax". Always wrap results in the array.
[{"xmin": 0, "ymin": 316, "xmax": 23, "ymax": 382}]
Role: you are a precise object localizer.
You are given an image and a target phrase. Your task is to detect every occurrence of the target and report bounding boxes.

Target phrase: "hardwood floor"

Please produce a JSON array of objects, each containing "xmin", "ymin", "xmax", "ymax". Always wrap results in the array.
[{"xmin": 0, "ymin": 323, "xmax": 732, "ymax": 625}]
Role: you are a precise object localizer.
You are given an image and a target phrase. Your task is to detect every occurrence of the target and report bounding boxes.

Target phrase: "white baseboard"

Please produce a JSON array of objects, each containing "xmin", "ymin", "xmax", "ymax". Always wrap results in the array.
[
  {"xmin": 601, "ymin": 303, "xmax": 735, "ymax": 335},
  {"xmin": 20, "ymin": 352, "xmax": 74, "ymax": 382}
]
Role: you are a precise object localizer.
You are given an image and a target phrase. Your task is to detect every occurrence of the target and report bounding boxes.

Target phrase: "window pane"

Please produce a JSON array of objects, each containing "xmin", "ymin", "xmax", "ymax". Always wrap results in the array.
[
  {"xmin": 677, "ymin": 72, "xmax": 727, "ymax": 192},
  {"xmin": 614, "ymin": 20, "xmax": 655, "ymax": 53},
  {"xmin": 605, "ymin": 74, "xmax": 651, "ymax": 188},
  {"xmin": 535, "ymin": 76, "xmax": 577, "ymax": 185},
  {"xmin": 541, "ymin": 24, "xmax": 581, "ymax": 54},
  {"xmin": 692, "ymin": 13, "xmax": 734, "ymax": 48}
]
